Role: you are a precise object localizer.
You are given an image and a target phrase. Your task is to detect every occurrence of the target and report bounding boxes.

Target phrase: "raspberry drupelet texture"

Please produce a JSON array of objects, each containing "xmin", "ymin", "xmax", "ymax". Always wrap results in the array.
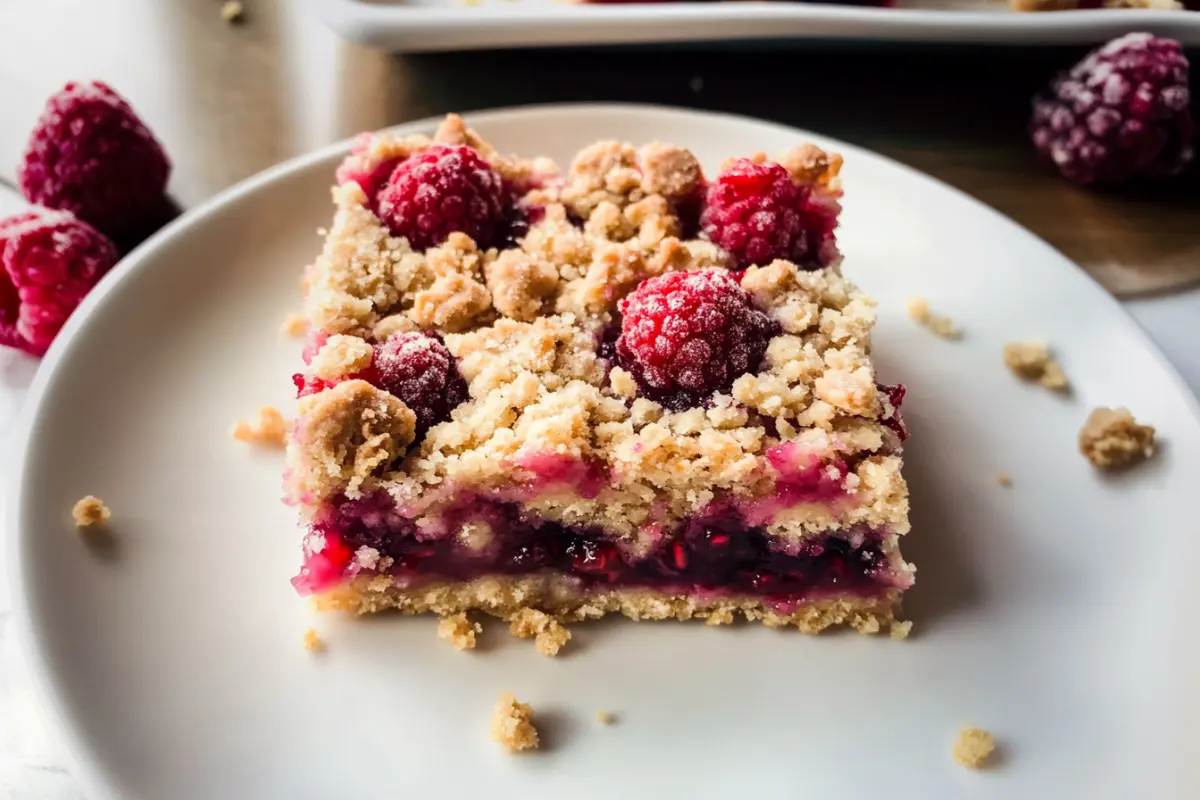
[
  {"xmin": 616, "ymin": 268, "xmax": 778, "ymax": 410},
  {"xmin": 0, "ymin": 209, "xmax": 118, "ymax": 357},
  {"xmin": 18, "ymin": 81, "xmax": 172, "ymax": 243},
  {"xmin": 335, "ymin": 134, "xmax": 403, "ymax": 210},
  {"xmin": 376, "ymin": 145, "xmax": 506, "ymax": 251},
  {"xmin": 700, "ymin": 158, "xmax": 839, "ymax": 269},
  {"xmin": 372, "ymin": 331, "xmax": 469, "ymax": 440},
  {"xmin": 1030, "ymin": 33, "xmax": 1195, "ymax": 186}
]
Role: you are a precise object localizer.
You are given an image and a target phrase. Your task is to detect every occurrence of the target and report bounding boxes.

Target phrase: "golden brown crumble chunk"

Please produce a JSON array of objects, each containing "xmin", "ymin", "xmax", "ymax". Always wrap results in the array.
[
  {"xmin": 437, "ymin": 613, "xmax": 482, "ymax": 651},
  {"xmin": 311, "ymin": 334, "xmax": 374, "ymax": 381},
  {"xmin": 280, "ymin": 313, "xmax": 307, "ymax": 337},
  {"xmin": 1003, "ymin": 340, "xmax": 1068, "ymax": 392},
  {"xmin": 889, "ymin": 619, "xmax": 913, "ymax": 640},
  {"xmin": 906, "ymin": 297, "xmax": 960, "ymax": 340},
  {"xmin": 952, "ymin": 727, "xmax": 995, "ymax": 769},
  {"xmin": 1079, "ymin": 407, "xmax": 1156, "ymax": 469},
  {"xmin": 509, "ymin": 608, "xmax": 572, "ymax": 656},
  {"xmin": 302, "ymin": 628, "xmax": 325, "ymax": 653},
  {"xmin": 995, "ymin": 472, "xmax": 1013, "ymax": 488},
  {"xmin": 490, "ymin": 692, "xmax": 539, "ymax": 752},
  {"xmin": 72, "ymin": 495, "xmax": 110, "ymax": 528},
  {"xmin": 595, "ymin": 710, "xmax": 615, "ymax": 725},
  {"xmin": 231, "ymin": 406, "xmax": 289, "ymax": 447}
]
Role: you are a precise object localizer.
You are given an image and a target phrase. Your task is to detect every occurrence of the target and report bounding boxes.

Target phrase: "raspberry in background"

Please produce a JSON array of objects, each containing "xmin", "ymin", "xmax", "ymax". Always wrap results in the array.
[
  {"xmin": 616, "ymin": 268, "xmax": 779, "ymax": 410},
  {"xmin": 1030, "ymin": 33, "xmax": 1194, "ymax": 186},
  {"xmin": 372, "ymin": 331, "xmax": 469, "ymax": 441},
  {"xmin": 375, "ymin": 145, "xmax": 506, "ymax": 251},
  {"xmin": 18, "ymin": 81, "xmax": 172, "ymax": 245},
  {"xmin": 0, "ymin": 209, "xmax": 118, "ymax": 357},
  {"xmin": 700, "ymin": 158, "xmax": 840, "ymax": 270}
]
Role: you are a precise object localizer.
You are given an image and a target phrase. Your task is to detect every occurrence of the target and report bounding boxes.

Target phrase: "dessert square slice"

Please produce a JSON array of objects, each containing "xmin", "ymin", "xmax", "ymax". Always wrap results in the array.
[{"xmin": 286, "ymin": 114, "xmax": 913, "ymax": 636}]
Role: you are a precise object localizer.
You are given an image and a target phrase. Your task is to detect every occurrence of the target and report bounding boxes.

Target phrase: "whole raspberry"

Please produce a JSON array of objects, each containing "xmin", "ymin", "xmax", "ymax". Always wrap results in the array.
[
  {"xmin": 0, "ymin": 209, "xmax": 119, "ymax": 357},
  {"xmin": 372, "ymin": 331, "xmax": 468, "ymax": 440},
  {"xmin": 18, "ymin": 81, "xmax": 172, "ymax": 243},
  {"xmin": 375, "ymin": 145, "xmax": 505, "ymax": 251},
  {"xmin": 1030, "ymin": 33, "xmax": 1194, "ymax": 185},
  {"xmin": 616, "ymin": 269, "xmax": 778, "ymax": 410},
  {"xmin": 335, "ymin": 134, "xmax": 402, "ymax": 209},
  {"xmin": 700, "ymin": 159, "xmax": 839, "ymax": 270}
]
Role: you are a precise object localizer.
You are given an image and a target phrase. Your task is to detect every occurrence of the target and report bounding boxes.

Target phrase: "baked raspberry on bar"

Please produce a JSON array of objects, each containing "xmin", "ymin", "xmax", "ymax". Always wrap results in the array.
[{"xmin": 286, "ymin": 114, "xmax": 913, "ymax": 635}]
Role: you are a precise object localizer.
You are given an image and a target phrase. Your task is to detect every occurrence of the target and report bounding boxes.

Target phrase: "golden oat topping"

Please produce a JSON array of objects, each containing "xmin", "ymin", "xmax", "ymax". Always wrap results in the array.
[
  {"xmin": 952, "ymin": 727, "xmax": 996, "ymax": 769},
  {"xmin": 1003, "ymin": 340, "xmax": 1069, "ymax": 392},
  {"xmin": 72, "ymin": 495, "xmax": 110, "ymax": 528},
  {"xmin": 232, "ymin": 406, "xmax": 289, "ymax": 447},
  {"xmin": 490, "ymin": 692, "xmax": 539, "ymax": 752},
  {"xmin": 1079, "ymin": 407, "xmax": 1156, "ymax": 469},
  {"xmin": 437, "ymin": 613, "xmax": 482, "ymax": 651}
]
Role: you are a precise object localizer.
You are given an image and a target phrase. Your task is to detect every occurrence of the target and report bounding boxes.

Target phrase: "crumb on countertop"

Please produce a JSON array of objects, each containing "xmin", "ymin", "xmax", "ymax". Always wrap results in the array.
[
  {"xmin": 596, "ymin": 710, "xmax": 615, "ymax": 725},
  {"xmin": 72, "ymin": 495, "xmax": 110, "ymax": 528},
  {"xmin": 220, "ymin": 1, "xmax": 244, "ymax": 23},
  {"xmin": 995, "ymin": 472, "xmax": 1013, "ymax": 488},
  {"xmin": 490, "ymin": 692, "xmax": 539, "ymax": 752},
  {"xmin": 953, "ymin": 727, "xmax": 996, "ymax": 769},
  {"xmin": 302, "ymin": 628, "xmax": 324, "ymax": 653},
  {"xmin": 509, "ymin": 608, "xmax": 572, "ymax": 656},
  {"xmin": 1003, "ymin": 340, "xmax": 1068, "ymax": 392},
  {"xmin": 890, "ymin": 619, "xmax": 913, "ymax": 640},
  {"xmin": 231, "ymin": 406, "xmax": 288, "ymax": 447},
  {"xmin": 280, "ymin": 312, "xmax": 308, "ymax": 337},
  {"xmin": 1079, "ymin": 407, "xmax": 1156, "ymax": 469},
  {"xmin": 906, "ymin": 297, "xmax": 960, "ymax": 340},
  {"xmin": 437, "ymin": 613, "xmax": 482, "ymax": 651}
]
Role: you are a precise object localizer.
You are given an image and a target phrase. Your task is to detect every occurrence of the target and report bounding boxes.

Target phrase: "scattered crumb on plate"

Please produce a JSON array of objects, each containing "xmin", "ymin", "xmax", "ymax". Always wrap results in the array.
[
  {"xmin": 906, "ymin": 297, "xmax": 960, "ymax": 340},
  {"xmin": 995, "ymin": 472, "xmax": 1013, "ymax": 488},
  {"xmin": 509, "ymin": 608, "xmax": 572, "ymax": 656},
  {"xmin": 890, "ymin": 619, "xmax": 913, "ymax": 640},
  {"xmin": 280, "ymin": 312, "xmax": 308, "ymax": 337},
  {"xmin": 437, "ymin": 613, "xmax": 482, "ymax": 651},
  {"xmin": 231, "ymin": 406, "xmax": 288, "ymax": 447},
  {"xmin": 953, "ymin": 726, "xmax": 996, "ymax": 769},
  {"xmin": 596, "ymin": 710, "xmax": 615, "ymax": 725},
  {"xmin": 220, "ymin": 1, "xmax": 244, "ymax": 23},
  {"xmin": 490, "ymin": 692, "xmax": 538, "ymax": 752},
  {"xmin": 72, "ymin": 495, "xmax": 110, "ymax": 528},
  {"xmin": 1003, "ymin": 340, "xmax": 1068, "ymax": 392},
  {"xmin": 1079, "ymin": 407, "xmax": 1156, "ymax": 469},
  {"xmin": 302, "ymin": 628, "xmax": 324, "ymax": 653}
]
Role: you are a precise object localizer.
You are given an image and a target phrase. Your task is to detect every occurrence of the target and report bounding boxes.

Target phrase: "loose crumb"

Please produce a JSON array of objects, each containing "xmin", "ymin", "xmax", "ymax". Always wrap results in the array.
[
  {"xmin": 995, "ymin": 472, "xmax": 1013, "ymax": 488},
  {"xmin": 220, "ymin": 1, "xmax": 244, "ymax": 23},
  {"xmin": 596, "ymin": 710, "xmax": 615, "ymax": 725},
  {"xmin": 231, "ymin": 406, "xmax": 288, "ymax": 447},
  {"xmin": 280, "ymin": 312, "xmax": 308, "ymax": 337},
  {"xmin": 490, "ymin": 692, "xmax": 539, "ymax": 752},
  {"xmin": 437, "ymin": 613, "xmax": 482, "ymax": 651},
  {"xmin": 890, "ymin": 619, "xmax": 913, "ymax": 640},
  {"xmin": 72, "ymin": 495, "xmax": 110, "ymax": 528},
  {"xmin": 906, "ymin": 297, "xmax": 960, "ymax": 340},
  {"xmin": 509, "ymin": 608, "xmax": 572, "ymax": 656},
  {"xmin": 1003, "ymin": 340, "xmax": 1068, "ymax": 392},
  {"xmin": 302, "ymin": 628, "xmax": 324, "ymax": 653},
  {"xmin": 1079, "ymin": 407, "xmax": 1156, "ymax": 469},
  {"xmin": 953, "ymin": 727, "xmax": 995, "ymax": 769}
]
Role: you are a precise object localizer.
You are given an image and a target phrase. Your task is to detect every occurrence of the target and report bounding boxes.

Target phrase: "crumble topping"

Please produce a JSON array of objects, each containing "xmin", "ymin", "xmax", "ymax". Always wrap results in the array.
[
  {"xmin": 280, "ymin": 312, "xmax": 308, "ymax": 337},
  {"xmin": 485, "ymin": 249, "xmax": 561, "ymax": 322},
  {"xmin": 509, "ymin": 608, "xmax": 572, "ymax": 656},
  {"xmin": 595, "ymin": 710, "xmax": 615, "ymax": 725},
  {"xmin": 778, "ymin": 143, "xmax": 844, "ymax": 188},
  {"xmin": 1079, "ymin": 407, "xmax": 1156, "ymax": 469},
  {"xmin": 220, "ymin": 1, "xmax": 244, "ymax": 23},
  {"xmin": 72, "ymin": 495, "xmax": 110, "ymax": 528},
  {"xmin": 231, "ymin": 406, "xmax": 289, "ymax": 447},
  {"xmin": 638, "ymin": 142, "xmax": 703, "ymax": 201},
  {"xmin": 437, "ymin": 613, "xmax": 482, "ymax": 650},
  {"xmin": 1003, "ymin": 340, "xmax": 1068, "ymax": 392},
  {"xmin": 906, "ymin": 297, "xmax": 960, "ymax": 340},
  {"xmin": 995, "ymin": 472, "xmax": 1013, "ymax": 488},
  {"xmin": 490, "ymin": 692, "xmax": 539, "ymax": 752},
  {"xmin": 302, "ymin": 628, "xmax": 325, "ymax": 652},
  {"xmin": 952, "ymin": 727, "xmax": 996, "ymax": 769},
  {"xmin": 311, "ymin": 334, "xmax": 374, "ymax": 381}
]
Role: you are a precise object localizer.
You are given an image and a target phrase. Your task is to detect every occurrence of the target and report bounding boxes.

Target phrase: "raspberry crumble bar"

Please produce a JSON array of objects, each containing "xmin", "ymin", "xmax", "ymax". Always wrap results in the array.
[{"xmin": 286, "ymin": 114, "xmax": 913, "ymax": 636}]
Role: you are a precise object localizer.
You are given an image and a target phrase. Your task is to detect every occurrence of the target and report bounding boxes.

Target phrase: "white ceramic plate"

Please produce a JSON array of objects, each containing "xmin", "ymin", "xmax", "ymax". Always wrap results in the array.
[
  {"xmin": 10, "ymin": 105, "xmax": 1200, "ymax": 799},
  {"xmin": 305, "ymin": 0, "xmax": 1200, "ymax": 50}
]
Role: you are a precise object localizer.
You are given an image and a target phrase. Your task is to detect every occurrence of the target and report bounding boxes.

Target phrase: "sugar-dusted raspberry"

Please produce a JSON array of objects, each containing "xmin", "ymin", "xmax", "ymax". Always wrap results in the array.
[
  {"xmin": 616, "ymin": 268, "xmax": 778, "ymax": 410},
  {"xmin": 700, "ymin": 158, "xmax": 839, "ymax": 270},
  {"xmin": 1030, "ymin": 33, "xmax": 1194, "ymax": 185},
  {"xmin": 375, "ymin": 145, "xmax": 506, "ymax": 251},
  {"xmin": 0, "ymin": 209, "xmax": 119, "ymax": 357},
  {"xmin": 335, "ymin": 134, "xmax": 402, "ymax": 209},
  {"xmin": 18, "ymin": 81, "xmax": 172, "ymax": 243},
  {"xmin": 371, "ymin": 331, "xmax": 468, "ymax": 439}
]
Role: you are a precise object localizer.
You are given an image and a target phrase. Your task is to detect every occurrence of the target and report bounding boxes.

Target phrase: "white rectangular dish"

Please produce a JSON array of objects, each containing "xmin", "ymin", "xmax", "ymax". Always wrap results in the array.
[{"xmin": 304, "ymin": 0, "xmax": 1200, "ymax": 51}]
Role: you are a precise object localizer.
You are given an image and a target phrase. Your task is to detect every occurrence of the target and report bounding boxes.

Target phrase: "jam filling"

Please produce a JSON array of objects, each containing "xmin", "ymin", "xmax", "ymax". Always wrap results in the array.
[{"xmin": 293, "ymin": 492, "xmax": 904, "ymax": 603}]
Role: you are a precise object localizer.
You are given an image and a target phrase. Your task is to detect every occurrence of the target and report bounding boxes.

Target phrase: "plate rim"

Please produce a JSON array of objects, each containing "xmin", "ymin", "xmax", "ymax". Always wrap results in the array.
[{"xmin": 9, "ymin": 102, "xmax": 1200, "ymax": 800}]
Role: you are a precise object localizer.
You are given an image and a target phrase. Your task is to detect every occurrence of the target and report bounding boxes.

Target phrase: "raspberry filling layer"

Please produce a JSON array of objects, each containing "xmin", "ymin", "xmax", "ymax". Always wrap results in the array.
[{"xmin": 293, "ymin": 492, "xmax": 908, "ymax": 605}]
